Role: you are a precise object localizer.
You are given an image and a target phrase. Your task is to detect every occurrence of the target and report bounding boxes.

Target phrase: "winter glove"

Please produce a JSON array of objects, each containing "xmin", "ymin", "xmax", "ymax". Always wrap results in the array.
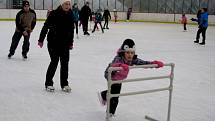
[
  {"xmin": 151, "ymin": 60, "xmax": 164, "ymax": 68},
  {"xmin": 38, "ymin": 41, "xmax": 43, "ymax": 48},
  {"xmin": 111, "ymin": 63, "xmax": 129, "ymax": 81}
]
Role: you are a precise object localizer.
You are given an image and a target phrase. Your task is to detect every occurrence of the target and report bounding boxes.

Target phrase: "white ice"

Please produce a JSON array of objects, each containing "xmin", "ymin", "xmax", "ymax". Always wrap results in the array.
[{"xmin": 0, "ymin": 21, "xmax": 215, "ymax": 121}]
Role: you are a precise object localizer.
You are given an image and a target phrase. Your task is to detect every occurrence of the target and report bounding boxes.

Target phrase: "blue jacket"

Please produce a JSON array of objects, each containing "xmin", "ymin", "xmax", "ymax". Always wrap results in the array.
[
  {"xmin": 72, "ymin": 8, "xmax": 79, "ymax": 22},
  {"xmin": 199, "ymin": 12, "xmax": 208, "ymax": 28}
]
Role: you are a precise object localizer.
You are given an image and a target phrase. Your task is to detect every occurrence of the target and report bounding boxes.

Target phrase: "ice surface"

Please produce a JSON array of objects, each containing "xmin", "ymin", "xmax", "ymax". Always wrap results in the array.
[{"xmin": 0, "ymin": 21, "xmax": 215, "ymax": 121}]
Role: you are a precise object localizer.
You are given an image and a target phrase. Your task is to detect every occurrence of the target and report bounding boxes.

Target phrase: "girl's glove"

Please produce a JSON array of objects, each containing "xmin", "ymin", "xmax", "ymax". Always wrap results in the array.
[
  {"xmin": 111, "ymin": 63, "xmax": 129, "ymax": 81},
  {"xmin": 151, "ymin": 60, "xmax": 164, "ymax": 68}
]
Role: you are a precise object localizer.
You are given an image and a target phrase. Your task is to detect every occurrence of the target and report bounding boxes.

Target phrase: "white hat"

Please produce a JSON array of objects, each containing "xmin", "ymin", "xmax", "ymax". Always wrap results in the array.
[{"xmin": 59, "ymin": 0, "xmax": 71, "ymax": 5}]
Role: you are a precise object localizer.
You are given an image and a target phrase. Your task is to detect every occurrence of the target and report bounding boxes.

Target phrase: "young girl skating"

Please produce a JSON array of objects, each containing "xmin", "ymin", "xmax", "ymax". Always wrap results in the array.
[{"xmin": 98, "ymin": 39, "xmax": 164, "ymax": 117}]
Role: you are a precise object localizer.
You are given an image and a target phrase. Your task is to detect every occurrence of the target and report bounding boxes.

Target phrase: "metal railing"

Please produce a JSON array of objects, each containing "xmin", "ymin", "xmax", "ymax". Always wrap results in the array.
[{"xmin": 106, "ymin": 63, "xmax": 175, "ymax": 121}]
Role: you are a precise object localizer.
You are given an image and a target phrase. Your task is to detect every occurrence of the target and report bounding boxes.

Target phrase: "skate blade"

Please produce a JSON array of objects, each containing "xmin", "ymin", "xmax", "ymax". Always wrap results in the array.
[
  {"xmin": 46, "ymin": 88, "xmax": 55, "ymax": 92},
  {"xmin": 62, "ymin": 89, "xmax": 71, "ymax": 93}
]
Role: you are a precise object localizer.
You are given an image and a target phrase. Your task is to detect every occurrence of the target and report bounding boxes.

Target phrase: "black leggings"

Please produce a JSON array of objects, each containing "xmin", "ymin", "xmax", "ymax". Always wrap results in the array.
[
  {"xmin": 9, "ymin": 31, "xmax": 30, "ymax": 55},
  {"xmin": 101, "ymin": 84, "xmax": 122, "ymax": 114},
  {"xmin": 196, "ymin": 27, "xmax": 207, "ymax": 43},
  {"xmin": 45, "ymin": 46, "xmax": 70, "ymax": 88}
]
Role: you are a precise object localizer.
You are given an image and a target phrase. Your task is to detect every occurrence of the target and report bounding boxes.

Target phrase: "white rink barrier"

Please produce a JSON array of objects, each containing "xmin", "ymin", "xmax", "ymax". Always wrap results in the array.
[{"xmin": 106, "ymin": 63, "xmax": 175, "ymax": 121}]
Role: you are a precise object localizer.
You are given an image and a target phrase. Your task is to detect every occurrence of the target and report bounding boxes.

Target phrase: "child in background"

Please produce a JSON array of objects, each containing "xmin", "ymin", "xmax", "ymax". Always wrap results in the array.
[
  {"xmin": 113, "ymin": 9, "xmax": 117, "ymax": 23},
  {"xmin": 91, "ymin": 11, "xmax": 99, "ymax": 31},
  {"xmin": 72, "ymin": 3, "xmax": 80, "ymax": 38},
  {"xmin": 180, "ymin": 13, "xmax": 187, "ymax": 31},
  {"xmin": 98, "ymin": 39, "xmax": 164, "ymax": 117},
  {"xmin": 92, "ymin": 9, "xmax": 104, "ymax": 33}
]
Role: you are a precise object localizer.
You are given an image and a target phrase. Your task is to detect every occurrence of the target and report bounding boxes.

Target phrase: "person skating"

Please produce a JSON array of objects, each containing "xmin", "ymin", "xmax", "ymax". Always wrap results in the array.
[
  {"xmin": 92, "ymin": 9, "xmax": 104, "ymax": 33},
  {"xmin": 8, "ymin": 0, "xmax": 36, "ymax": 59},
  {"xmin": 72, "ymin": 3, "xmax": 79, "ymax": 38},
  {"xmin": 98, "ymin": 39, "xmax": 164, "ymax": 117},
  {"xmin": 193, "ymin": 8, "xmax": 208, "ymax": 45},
  {"xmin": 103, "ymin": 8, "xmax": 111, "ymax": 29},
  {"xmin": 38, "ymin": 0, "xmax": 74, "ymax": 92},
  {"xmin": 180, "ymin": 13, "xmax": 187, "ymax": 31},
  {"xmin": 80, "ymin": 1, "xmax": 92, "ymax": 35}
]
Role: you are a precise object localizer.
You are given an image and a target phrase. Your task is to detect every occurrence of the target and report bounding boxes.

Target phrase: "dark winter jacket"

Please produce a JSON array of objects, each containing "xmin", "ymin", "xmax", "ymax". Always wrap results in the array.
[
  {"xmin": 103, "ymin": 9, "xmax": 111, "ymax": 20},
  {"xmin": 104, "ymin": 49, "xmax": 151, "ymax": 80},
  {"xmin": 15, "ymin": 8, "xmax": 36, "ymax": 33},
  {"xmin": 39, "ymin": 6, "xmax": 74, "ymax": 49},
  {"xmin": 80, "ymin": 5, "xmax": 92, "ymax": 22}
]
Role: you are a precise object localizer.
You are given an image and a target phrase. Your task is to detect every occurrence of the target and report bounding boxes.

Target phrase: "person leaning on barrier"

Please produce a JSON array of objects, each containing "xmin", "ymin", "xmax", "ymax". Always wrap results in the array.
[
  {"xmin": 8, "ymin": 0, "xmax": 36, "ymax": 59},
  {"xmin": 97, "ymin": 39, "xmax": 164, "ymax": 117}
]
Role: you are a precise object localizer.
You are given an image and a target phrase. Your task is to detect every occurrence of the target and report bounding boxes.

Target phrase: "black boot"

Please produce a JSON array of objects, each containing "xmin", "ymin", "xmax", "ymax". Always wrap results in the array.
[
  {"xmin": 8, "ymin": 53, "xmax": 13, "ymax": 59},
  {"xmin": 199, "ymin": 42, "xmax": 205, "ymax": 45},
  {"xmin": 22, "ymin": 54, "xmax": 27, "ymax": 59},
  {"xmin": 194, "ymin": 40, "xmax": 199, "ymax": 43}
]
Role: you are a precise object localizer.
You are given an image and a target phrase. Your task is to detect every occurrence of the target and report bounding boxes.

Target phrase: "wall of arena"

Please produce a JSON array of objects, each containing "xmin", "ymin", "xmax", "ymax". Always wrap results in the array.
[{"xmin": 0, "ymin": 9, "xmax": 214, "ymax": 24}]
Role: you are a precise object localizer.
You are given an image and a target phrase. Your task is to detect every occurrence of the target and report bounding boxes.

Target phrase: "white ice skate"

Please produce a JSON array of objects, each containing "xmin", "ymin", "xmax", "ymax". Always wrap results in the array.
[
  {"xmin": 106, "ymin": 113, "xmax": 116, "ymax": 120},
  {"xmin": 46, "ymin": 86, "xmax": 55, "ymax": 92},
  {"xmin": 97, "ymin": 92, "xmax": 106, "ymax": 106},
  {"xmin": 62, "ymin": 86, "xmax": 71, "ymax": 93}
]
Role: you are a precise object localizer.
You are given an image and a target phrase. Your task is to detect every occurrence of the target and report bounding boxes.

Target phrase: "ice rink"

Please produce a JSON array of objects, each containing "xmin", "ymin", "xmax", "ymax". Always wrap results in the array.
[{"xmin": 0, "ymin": 21, "xmax": 215, "ymax": 121}]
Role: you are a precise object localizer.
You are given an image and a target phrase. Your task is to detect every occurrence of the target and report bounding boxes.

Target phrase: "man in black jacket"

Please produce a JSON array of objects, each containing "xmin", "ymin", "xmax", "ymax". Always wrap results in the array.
[
  {"xmin": 38, "ymin": 0, "xmax": 74, "ymax": 92},
  {"xmin": 103, "ymin": 8, "xmax": 111, "ymax": 29},
  {"xmin": 80, "ymin": 1, "xmax": 92, "ymax": 35},
  {"xmin": 8, "ymin": 0, "xmax": 36, "ymax": 59}
]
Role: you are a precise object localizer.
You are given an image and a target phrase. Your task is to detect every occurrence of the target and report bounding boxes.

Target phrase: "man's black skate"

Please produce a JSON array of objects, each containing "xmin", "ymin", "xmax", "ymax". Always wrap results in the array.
[
  {"xmin": 84, "ymin": 32, "xmax": 90, "ymax": 35},
  {"xmin": 199, "ymin": 42, "xmax": 205, "ymax": 45},
  {"xmin": 22, "ymin": 54, "xmax": 27, "ymax": 60},
  {"xmin": 8, "ymin": 53, "xmax": 13, "ymax": 59},
  {"xmin": 194, "ymin": 40, "xmax": 199, "ymax": 43}
]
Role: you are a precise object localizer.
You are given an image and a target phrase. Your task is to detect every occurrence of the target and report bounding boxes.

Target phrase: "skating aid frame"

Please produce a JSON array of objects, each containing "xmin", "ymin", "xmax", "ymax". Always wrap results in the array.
[{"xmin": 106, "ymin": 63, "xmax": 175, "ymax": 121}]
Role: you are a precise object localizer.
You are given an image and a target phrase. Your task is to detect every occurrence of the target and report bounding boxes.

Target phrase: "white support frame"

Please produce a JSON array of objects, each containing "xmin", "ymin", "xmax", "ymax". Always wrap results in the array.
[{"xmin": 106, "ymin": 63, "xmax": 175, "ymax": 121}]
